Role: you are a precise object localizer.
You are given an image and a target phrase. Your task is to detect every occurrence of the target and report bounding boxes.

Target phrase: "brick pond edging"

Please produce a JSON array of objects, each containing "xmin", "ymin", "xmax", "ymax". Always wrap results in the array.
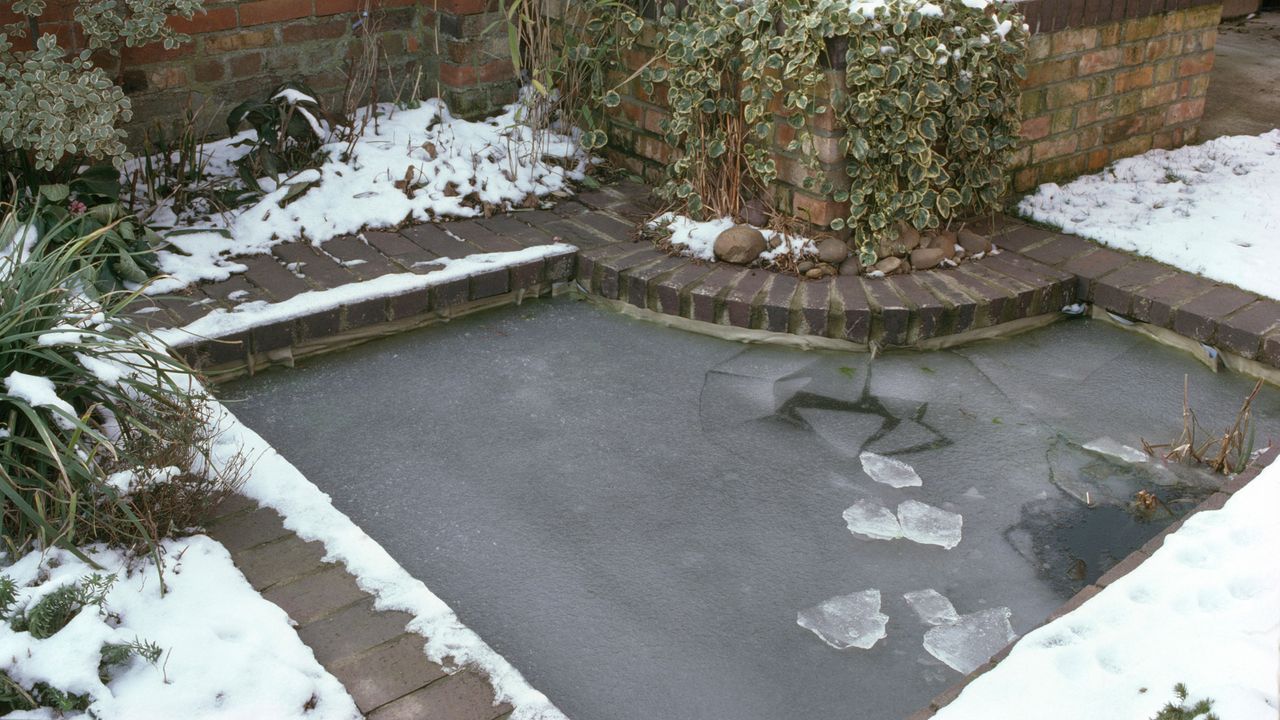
[{"xmin": 910, "ymin": 443, "xmax": 1280, "ymax": 720}]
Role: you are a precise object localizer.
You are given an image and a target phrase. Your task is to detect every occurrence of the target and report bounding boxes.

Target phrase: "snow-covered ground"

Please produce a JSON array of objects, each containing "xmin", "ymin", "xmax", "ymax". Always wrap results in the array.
[
  {"xmin": 140, "ymin": 97, "xmax": 588, "ymax": 294},
  {"xmin": 0, "ymin": 537, "xmax": 359, "ymax": 720},
  {"xmin": 1018, "ymin": 130, "xmax": 1280, "ymax": 301},
  {"xmin": 934, "ymin": 457, "xmax": 1280, "ymax": 720}
]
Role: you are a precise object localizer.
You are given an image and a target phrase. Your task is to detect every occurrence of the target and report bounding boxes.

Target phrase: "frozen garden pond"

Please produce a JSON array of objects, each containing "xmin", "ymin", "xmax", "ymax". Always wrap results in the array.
[{"xmin": 222, "ymin": 297, "xmax": 1279, "ymax": 720}]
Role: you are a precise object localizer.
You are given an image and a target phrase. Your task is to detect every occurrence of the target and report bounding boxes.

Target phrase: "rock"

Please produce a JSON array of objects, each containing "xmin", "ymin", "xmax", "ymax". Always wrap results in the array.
[
  {"xmin": 958, "ymin": 229, "xmax": 992, "ymax": 256},
  {"xmin": 897, "ymin": 221, "xmax": 922, "ymax": 252},
  {"xmin": 910, "ymin": 247, "xmax": 945, "ymax": 270},
  {"xmin": 873, "ymin": 256, "xmax": 903, "ymax": 275},
  {"xmin": 820, "ymin": 263, "xmax": 839, "ymax": 277},
  {"xmin": 817, "ymin": 237, "xmax": 849, "ymax": 264},
  {"xmin": 926, "ymin": 230, "xmax": 957, "ymax": 260},
  {"xmin": 741, "ymin": 197, "xmax": 768, "ymax": 227},
  {"xmin": 714, "ymin": 225, "xmax": 767, "ymax": 264},
  {"xmin": 767, "ymin": 235, "xmax": 783, "ymax": 250},
  {"xmin": 805, "ymin": 267, "xmax": 826, "ymax": 279},
  {"xmin": 839, "ymin": 256, "xmax": 862, "ymax": 276},
  {"xmin": 796, "ymin": 260, "xmax": 816, "ymax": 274}
]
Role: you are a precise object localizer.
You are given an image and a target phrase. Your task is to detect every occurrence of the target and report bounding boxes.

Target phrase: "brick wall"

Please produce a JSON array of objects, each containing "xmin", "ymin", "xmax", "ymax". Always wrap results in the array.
[
  {"xmin": 1012, "ymin": 0, "xmax": 1221, "ymax": 191},
  {"xmin": 0, "ymin": 0, "xmax": 517, "ymax": 143},
  {"xmin": 599, "ymin": 0, "xmax": 1223, "ymax": 228}
]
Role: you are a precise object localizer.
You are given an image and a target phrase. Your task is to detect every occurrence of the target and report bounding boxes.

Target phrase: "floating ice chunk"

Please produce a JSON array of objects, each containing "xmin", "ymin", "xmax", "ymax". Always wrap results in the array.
[
  {"xmin": 922, "ymin": 607, "xmax": 1017, "ymax": 674},
  {"xmin": 859, "ymin": 451, "xmax": 923, "ymax": 488},
  {"xmin": 904, "ymin": 589, "xmax": 961, "ymax": 626},
  {"xmin": 1082, "ymin": 437, "xmax": 1149, "ymax": 464},
  {"xmin": 796, "ymin": 590, "xmax": 889, "ymax": 650},
  {"xmin": 843, "ymin": 500, "xmax": 904, "ymax": 541},
  {"xmin": 897, "ymin": 500, "xmax": 963, "ymax": 549}
]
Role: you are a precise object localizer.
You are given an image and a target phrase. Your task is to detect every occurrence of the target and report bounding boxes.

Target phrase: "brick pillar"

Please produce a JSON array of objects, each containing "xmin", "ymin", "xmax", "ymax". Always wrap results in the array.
[{"xmin": 429, "ymin": 0, "xmax": 518, "ymax": 117}]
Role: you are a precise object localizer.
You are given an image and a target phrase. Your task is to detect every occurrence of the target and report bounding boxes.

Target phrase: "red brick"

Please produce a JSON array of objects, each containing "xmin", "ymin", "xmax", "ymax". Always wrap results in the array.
[
  {"xmin": 169, "ymin": 6, "xmax": 238, "ymax": 33},
  {"xmin": 1078, "ymin": 48, "xmax": 1122, "ymax": 75},
  {"xmin": 1166, "ymin": 98, "xmax": 1205, "ymax": 125},
  {"xmin": 229, "ymin": 52, "xmax": 264, "ymax": 77},
  {"xmin": 1178, "ymin": 51, "xmax": 1215, "ymax": 77},
  {"xmin": 1020, "ymin": 115, "xmax": 1053, "ymax": 141},
  {"xmin": 282, "ymin": 16, "xmax": 349, "ymax": 43},
  {"xmin": 120, "ymin": 41, "xmax": 194, "ymax": 65},
  {"xmin": 1032, "ymin": 134, "xmax": 1080, "ymax": 163},
  {"xmin": 203, "ymin": 27, "xmax": 276, "ymax": 52},
  {"xmin": 239, "ymin": 0, "xmax": 314, "ymax": 26},
  {"xmin": 438, "ymin": 59, "xmax": 514, "ymax": 87},
  {"xmin": 1114, "ymin": 66, "xmax": 1155, "ymax": 93},
  {"xmin": 315, "ymin": 0, "xmax": 359, "ymax": 14},
  {"xmin": 194, "ymin": 59, "xmax": 226, "ymax": 82}
]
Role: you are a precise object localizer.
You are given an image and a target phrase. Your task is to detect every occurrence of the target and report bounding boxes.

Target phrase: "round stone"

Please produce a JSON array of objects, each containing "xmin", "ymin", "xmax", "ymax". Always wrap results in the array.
[
  {"xmin": 958, "ymin": 229, "xmax": 993, "ymax": 256},
  {"xmin": 839, "ymin": 256, "xmax": 862, "ymax": 276},
  {"xmin": 910, "ymin": 247, "xmax": 945, "ymax": 270},
  {"xmin": 873, "ymin": 256, "xmax": 903, "ymax": 275},
  {"xmin": 714, "ymin": 225, "xmax": 767, "ymax": 264},
  {"xmin": 817, "ymin": 237, "xmax": 850, "ymax": 264},
  {"xmin": 796, "ymin": 260, "xmax": 816, "ymax": 274}
]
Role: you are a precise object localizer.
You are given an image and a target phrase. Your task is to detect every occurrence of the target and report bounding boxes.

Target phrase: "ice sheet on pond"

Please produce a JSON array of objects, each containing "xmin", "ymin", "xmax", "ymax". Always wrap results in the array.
[
  {"xmin": 865, "ymin": 419, "xmax": 946, "ymax": 455},
  {"xmin": 796, "ymin": 590, "xmax": 889, "ymax": 650},
  {"xmin": 904, "ymin": 589, "xmax": 961, "ymax": 626},
  {"xmin": 1046, "ymin": 437, "xmax": 1211, "ymax": 507},
  {"xmin": 860, "ymin": 452, "xmax": 923, "ymax": 488},
  {"xmin": 843, "ymin": 500, "xmax": 904, "ymax": 541},
  {"xmin": 922, "ymin": 607, "xmax": 1018, "ymax": 674},
  {"xmin": 1082, "ymin": 437, "xmax": 1149, "ymax": 464},
  {"xmin": 898, "ymin": 500, "xmax": 963, "ymax": 549},
  {"xmin": 797, "ymin": 409, "xmax": 885, "ymax": 458}
]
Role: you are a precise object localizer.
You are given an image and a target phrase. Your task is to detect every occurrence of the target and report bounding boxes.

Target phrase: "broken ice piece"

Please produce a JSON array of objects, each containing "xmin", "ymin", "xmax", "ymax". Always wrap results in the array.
[
  {"xmin": 897, "ymin": 500, "xmax": 963, "ymax": 550},
  {"xmin": 1082, "ymin": 437, "xmax": 1149, "ymax": 464},
  {"xmin": 859, "ymin": 452, "xmax": 923, "ymax": 488},
  {"xmin": 922, "ymin": 607, "xmax": 1017, "ymax": 674},
  {"xmin": 843, "ymin": 500, "xmax": 904, "ymax": 541},
  {"xmin": 796, "ymin": 590, "xmax": 889, "ymax": 650},
  {"xmin": 903, "ymin": 589, "xmax": 960, "ymax": 626}
]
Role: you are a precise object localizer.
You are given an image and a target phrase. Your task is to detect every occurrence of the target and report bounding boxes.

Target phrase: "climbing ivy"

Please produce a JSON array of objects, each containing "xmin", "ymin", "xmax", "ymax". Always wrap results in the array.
[{"xmin": 642, "ymin": 0, "xmax": 1027, "ymax": 263}]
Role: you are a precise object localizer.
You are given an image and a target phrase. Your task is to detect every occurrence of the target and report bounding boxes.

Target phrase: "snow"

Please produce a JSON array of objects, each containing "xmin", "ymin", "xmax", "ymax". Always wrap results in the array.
[
  {"xmin": 796, "ymin": 590, "xmax": 889, "ymax": 650},
  {"xmin": 1017, "ymin": 130, "xmax": 1280, "ymax": 301},
  {"xmin": 154, "ymin": 244, "xmax": 573, "ymax": 347},
  {"xmin": 897, "ymin": 500, "xmax": 963, "ymax": 550},
  {"xmin": 922, "ymin": 607, "xmax": 1018, "ymax": 674},
  {"xmin": 202, "ymin": 398, "xmax": 567, "ymax": 720},
  {"xmin": 3, "ymin": 371, "xmax": 77, "ymax": 428},
  {"xmin": 904, "ymin": 588, "xmax": 960, "ymax": 626},
  {"xmin": 859, "ymin": 451, "xmax": 923, "ymax": 488},
  {"xmin": 933, "ymin": 459, "xmax": 1280, "ymax": 719},
  {"xmin": 139, "ymin": 98, "xmax": 589, "ymax": 294},
  {"xmin": 648, "ymin": 214, "xmax": 819, "ymax": 267},
  {"xmin": 0, "ymin": 537, "xmax": 359, "ymax": 720}
]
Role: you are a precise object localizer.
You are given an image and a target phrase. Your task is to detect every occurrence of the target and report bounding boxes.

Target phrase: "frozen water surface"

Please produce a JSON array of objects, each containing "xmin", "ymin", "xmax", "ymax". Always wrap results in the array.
[
  {"xmin": 923, "ymin": 607, "xmax": 1019, "ymax": 674},
  {"xmin": 796, "ymin": 590, "xmax": 889, "ymax": 649},
  {"xmin": 222, "ymin": 298, "xmax": 1280, "ymax": 720}
]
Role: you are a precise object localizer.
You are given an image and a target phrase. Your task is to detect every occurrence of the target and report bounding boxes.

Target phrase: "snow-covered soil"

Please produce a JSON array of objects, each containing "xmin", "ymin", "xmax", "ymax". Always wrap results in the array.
[
  {"xmin": 139, "ymin": 98, "xmax": 588, "ymax": 294},
  {"xmin": 0, "ymin": 537, "xmax": 359, "ymax": 720},
  {"xmin": 649, "ymin": 214, "xmax": 819, "ymax": 266},
  {"xmin": 933, "ymin": 456, "xmax": 1280, "ymax": 720},
  {"xmin": 1018, "ymin": 130, "xmax": 1280, "ymax": 301}
]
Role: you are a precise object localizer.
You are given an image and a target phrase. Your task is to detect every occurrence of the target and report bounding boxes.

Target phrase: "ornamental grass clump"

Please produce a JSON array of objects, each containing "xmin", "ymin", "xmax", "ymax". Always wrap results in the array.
[
  {"xmin": 643, "ymin": 0, "xmax": 1027, "ymax": 264},
  {"xmin": 0, "ymin": 207, "xmax": 241, "ymax": 562}
]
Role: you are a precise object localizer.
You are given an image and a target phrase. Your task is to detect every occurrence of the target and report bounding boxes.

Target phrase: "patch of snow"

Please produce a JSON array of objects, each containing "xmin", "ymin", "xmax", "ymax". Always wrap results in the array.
[
  {"xmin": 860, "ymin": 451, "xmax": 924, "ymax": 488},
  {"xmin": 0, "ymin": 536, "xmax": 360, "ymax": 719},
  {"xmin": 933, "ymin": 459, "xmax": 1280, "ymax": 719},
  {"xmin": 796, "ymin": 590, "xmax": 889, "ymax": 650},
  {"xmin": 922, "ymin": 607, "xmax": 1017, "ymax": 674},
  {"xmin": 3, "ymin": 371, "xmax": 76, "ymax": 428},
  {"xmin": 897, "ymin": 499, "xmax": 963, "ymax": 549},
  {"xmin": 1018, "ymin": 130, "xmax": 1280, "ymax": 300}
]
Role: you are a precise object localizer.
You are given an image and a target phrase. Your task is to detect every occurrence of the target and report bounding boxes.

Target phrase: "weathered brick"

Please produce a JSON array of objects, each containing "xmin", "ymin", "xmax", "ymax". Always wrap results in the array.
[
  {"xmin": 687, "ymin": 266, "xmax": 740, "ymax": 322},
  {"xmin": 324, "ymin": 235, "xmax": 402, "ymax": 279},
  {"xmin": 799, "ymin": 279, "xmax": 831, "ymax": 336},
  {"xmin": 1132, "ymin": 272, "xmax": 1216, "ymax": 327},
  {"xmin": 1215, "ymin": 300, "xmax": 1280, "ymax": 359},
  {"xmin": 762, "ymin": 274, "xmax": 800, "ymax": 332},
  {"xmin": 653, "ymin": 264, "xmax": 713, "ymax": 316},
  {"xmin": 401, "ymin": 224, "xmax": 479, "ymax": 258},
  {"xmin": 296, "ymin": 599, "xmax": 415, "ymax": 666},
  {"xmin": 206, "ymin": 506, "xmax": 291, "ymax": 553},
  {"xmin": 723, "ymin": 270, "xmax": 772, "ymax": 328},
  {"xmin": 366, "ymin": 669, "xmax": 509, "ymax": 720},
  {"xmin": 622, "ymin": 256, "xmax": 687, "ymax": 309},
  {"xmin": 330, "ymin": 634, "xmax": 448, "ymax": 714},
  {"xmin": 863, "ymin": 278, "xmax": 910, "ymax": 346},
  {"xmin": 1171, "ymin": 285, "xmax": 1257, "ymax": 344},
  {"xmin": 263, "ymin": 565, "xmax": 371, "ymax": 626},
  {"xmin": 1060, "ymin": 247, "xmax": 1134, "ymax": 298}
]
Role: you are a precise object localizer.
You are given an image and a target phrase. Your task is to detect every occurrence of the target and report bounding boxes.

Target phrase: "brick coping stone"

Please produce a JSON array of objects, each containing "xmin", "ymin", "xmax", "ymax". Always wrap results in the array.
[{"xmin": 908, "ymin": 443, "xmax": 1280, "ymax": 720}]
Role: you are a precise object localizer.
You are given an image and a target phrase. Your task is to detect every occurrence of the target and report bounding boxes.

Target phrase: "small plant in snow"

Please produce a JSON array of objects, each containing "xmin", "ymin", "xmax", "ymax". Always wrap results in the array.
[
  {"xmin": 226, "ymin": 81, "xmax": 337, "ymax": 192},
  {"xmin": 1151, "ymin": 683, "xmax": 1220, "ymax": 720}
]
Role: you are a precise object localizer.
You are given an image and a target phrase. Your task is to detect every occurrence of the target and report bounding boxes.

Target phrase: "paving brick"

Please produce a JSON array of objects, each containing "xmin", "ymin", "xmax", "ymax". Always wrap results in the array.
[
  {"xmin": 330, "ymin": 634, "xmax": 448, "ymax": 713},
  {"xmin": 1015, "ymin": 233, "xmax": 1100, "ymax": 266},
  {"xmin": 1172, "ymin": 285, "xmax": 1258, "ymax": 344},
  {"xmin": 948, "ymin": 267, "xmax": 1007, "ymax": 327},
  {"xmin": 622, "ymin": 256, "xmax": 687, "ymax": 309},
  {"xmin": 575, "ymin": 211, "xmax": 636, "ymax": 244},
  {"xmin": 980, "ymin": 254, "xmax": 1074, "ymax": 314},
  {"xmin": 273, "ymin": 242, "xmax": 359, "ymax": 290},
  {"xmin": 202, "ymin": 274, "xmax": 272, "ymax": 306},
  {"xmin": 388, "ymin": 287, "xmax": 433, "ymax": 320},
  {"xmin": 233, "ymin": 535, "xmax": 330, "ymax": 591},
  {"xmin": 1132, "ymin": 272, "xmax": 1216, "ymax": 327},
  {"xmin": 542, "ymin": 219, "xmax": 611, "ymax": 249},
  {"xmin": 197, "ymin": 331, "xmax": 251, "ymax": 367},
  {"xmin": 893, "ymin": 275, "xmax": 948, "ymax": 341},
  {"xmin": 800, "ymin": 279, "xmax": 831, "ymax": 336},
  {"xmin": 578, "ymin": 243, "xmax": 644, "ymax": 291},
  {"xmin": 653, "ymin": 263, "xmax": 713, "ymax": 316},
  {"xmin": 209, "ymin": 493, "xmax": 256, "ymax": 520},
  {"xmin": 322, "ymin": 236, "xmax": 401, "ymax": 280},
  {"xmin": 122, "ymin": 296, "xmax": 177, "ymax": 331},
  {"xmin": 469, "ymin": 268, "xmax": 511, "ymax": 300},
  {"xmin": 251, "ymin": 319, "xmax": 297, "ymax": 354},
  {"xmin": 296, "ymin": 598, "xmax": 414, "ymax": 666},
  {"xmin": 863, "ymin": 278, "xmax": 910, "ymax": 346},
  {"xmin": 239, "ymin": 254, "xmax": 312, "ymax": 301},
  {"xmin": 401, "ymin": 224, "xmax": 479, "ymax": 258},
  {"xmin": 990, "ymin": 224, "xmax": 1056, "ymax": 253},
  {"xmin": 1091, "ymin": 259, "xmax": 1176, "ymax": 315},
  {"xmin": 362, "ymin": 231, "xmax": 440, "ymax": 269},
  {"xmin": 1260, "ymin": 331, "xmax": 1280, "ymax": 368},
  {"xmin": 1215, "ymin": 300, "xmax": 1280, "ymax": 358},
  {"xmin": 723, "ymin": 270, "xmax": 772, "ymax": 327},
  {"xmin": 367, "ymin": 669, "xmax": 509, "ymax": 720},
  {"xmin": 598, "ymin": 246, "xmax": 666, "ymax": 300},
  {"xmin": 344, "ymin": 297, "xmax": 391, "ymax": 330},
  {"xmin": 431, "ymin": 278, "xmax": 471, "ymax": 310},
  {"xmin": 297, "ymin": 308, "xmax": 343, "ymax": 342},
  {"xmin": 964, "ymin": 262, "xmax": 1039, "ymax": 319},
  {"xmin": 762, "ymin": 274, "xmax": 800, "ymax": 332},
  {"xmin": 913, "ymin": 272, "xmax": 979, "ymax": 335},
  {"xmin": 206, "ymin": 506, "xmax": 291, "ymax": 552},
  {"xmin": 833, "ymin": 276, "xmax": 871, "ymax": 343},
  {"xmin": 544, "ymin": 250, "xmax": 577, "ymax": 282},
  {"xmin": 508, "ymin": 258, "xmax": 545, "ymax": 290},
  {"xmin": 1059, "ymin": 247, "xmax": 1133, "ymax": 297},
  {"xmin": 447, "ymin": 221, "xmax": 524, "ymax": 253},
  {"xmin": 688, "ymin": 266, "xmax": 741, "ymax": 323},
  {"xmin": 263, "ymin": 565, "xmax": 371, "ymax": 626},
  {"xmin": 476, "ymin": 215, "xmax": 554, "ymax": 247}
]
